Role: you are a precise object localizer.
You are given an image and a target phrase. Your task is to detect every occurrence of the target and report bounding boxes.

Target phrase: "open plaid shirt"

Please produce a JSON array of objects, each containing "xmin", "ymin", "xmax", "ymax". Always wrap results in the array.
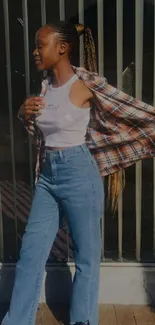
[{"xmin": 20, "ymin": 66, "xmax": 155, "ymax": 182}]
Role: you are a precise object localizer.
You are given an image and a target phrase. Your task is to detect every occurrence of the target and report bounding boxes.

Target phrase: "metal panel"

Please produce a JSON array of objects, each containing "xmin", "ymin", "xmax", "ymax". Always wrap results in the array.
[
  {"xmin": 78, "ymin": 0, "xmax": 84, "ymax": 66},
  {"xmin": 1, "ymin": 0, "xmax": 154, "ymax": 264},
  {"xmin": 22, "ymin": 0, "xmax": 34, "ymax": 195},
  {"xmin": 3, "ymin": 0, "xmax": 18, "ymax": 259},
  {"xmin": 135, "ymin": 0, "xmax": 144, "ymax": 262},
  {"xmin": 116, "ymin": 0, "xmax": 123, "ymax": 261}
]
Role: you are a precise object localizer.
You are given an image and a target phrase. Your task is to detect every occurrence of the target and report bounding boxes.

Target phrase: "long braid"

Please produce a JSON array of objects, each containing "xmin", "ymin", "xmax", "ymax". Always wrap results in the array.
[
  {"xmin": 108, "ymin": 171, "xmax": 125, "ymax": 212},
  {"xmin": 84, "ymin": 28, "xmax": 97, "ymax": 72},
  {"xmin": 75, "ymin": 23, "xmax": 124, "ymax": 211},
  {"xmin": 75, "ymin": 24, "xmax": 97, "ymax": 72}
]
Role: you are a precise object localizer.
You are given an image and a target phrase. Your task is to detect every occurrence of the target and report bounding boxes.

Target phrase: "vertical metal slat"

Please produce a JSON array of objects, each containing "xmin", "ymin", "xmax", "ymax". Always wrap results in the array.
[
  {"xmin": 135, "ymin": 0, "xmax": 144, "ymax": 262},
  {"xmin": 0, "ymin": 189, "xmax": 4, "ymax": 261},
  {"xmin": 59, "ymin": 0, "xmax": 65, "ymax": 21},
  {"xmin": 153, "ymin": 0, "xmax": 155, "ymax": 258},
  {"xmin": 97, "ymin": 0, "xmax": 105, "ymax": 261},
  {"xmin": 41, "ymin": 0, "xmax": 46, "ymax": 26},
  {"xmin": 117, "ymin": 0, "xmax": 123, "ymax": 90},
  {"xmin": 41, "ymin": 0, "xmax": 47, "ymax": 79},
  {"xmin": 22, "ymin": 0, "xmax": 34, "ymax": 195},
  {"xmin": 116, "ymin": 0, "xmax": 123, "ymax": 261},
  {"xmin": 78, "ymin": 0, "xmax": 84, "ymax": 66},
  {"xmin": 58, "ymin": 0, "xmax": 71, "ymax": 262},
  {"xmin": 97, "ymin": 0, "xmax": 104, "ymax": 75},
  {"xmin": 3, "ymin": 0, "xmax": 18, "ymax": 258},
  {"xmin": 118, "ymin": 171, "xmax": 123, "ymax": 261}
]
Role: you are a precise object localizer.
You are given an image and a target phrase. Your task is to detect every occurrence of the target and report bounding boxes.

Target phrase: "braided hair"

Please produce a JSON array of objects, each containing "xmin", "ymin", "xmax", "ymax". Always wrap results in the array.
[
  {"xmin": 45, "ymin": 20, "xmax": 97, "ymax": 72},
  {"xmin": 44, "ymin": 20, "xmax": 122, "ymax": 210}
]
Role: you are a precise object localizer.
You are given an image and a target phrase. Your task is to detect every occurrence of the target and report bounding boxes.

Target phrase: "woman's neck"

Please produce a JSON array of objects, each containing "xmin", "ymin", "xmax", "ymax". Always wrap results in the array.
[{"xmin": 51, "ymin": 61, "xmax": 75, "ymax": 87}]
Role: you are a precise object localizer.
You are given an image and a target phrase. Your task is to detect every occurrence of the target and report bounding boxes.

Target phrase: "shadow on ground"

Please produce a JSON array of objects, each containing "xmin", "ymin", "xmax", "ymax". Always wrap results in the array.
[{"xmin": 0, "ymin": 263, "xmax": 72, "ymax": 325}]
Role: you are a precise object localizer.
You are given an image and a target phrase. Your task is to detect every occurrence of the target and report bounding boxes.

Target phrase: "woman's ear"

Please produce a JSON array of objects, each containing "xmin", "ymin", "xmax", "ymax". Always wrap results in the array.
[
  {"xmin": 59, "ymin": 42, "xmax": 70, "ymax": 55},
  {"xmin": 59, "ymin": 42, "xmax": 67, "ymax": 54}
]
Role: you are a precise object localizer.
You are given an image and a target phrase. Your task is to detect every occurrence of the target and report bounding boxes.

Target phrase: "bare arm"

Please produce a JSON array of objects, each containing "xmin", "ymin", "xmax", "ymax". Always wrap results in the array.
[{"xmin": 69, "ymin": 79, "xmax": 93, "ymax": 108}]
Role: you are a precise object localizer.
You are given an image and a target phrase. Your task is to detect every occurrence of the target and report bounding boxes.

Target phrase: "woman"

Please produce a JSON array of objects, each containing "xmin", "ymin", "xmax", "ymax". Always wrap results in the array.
[{"xmin": 2, "ymin": 20, "xmax": 155, "ymax": 325}]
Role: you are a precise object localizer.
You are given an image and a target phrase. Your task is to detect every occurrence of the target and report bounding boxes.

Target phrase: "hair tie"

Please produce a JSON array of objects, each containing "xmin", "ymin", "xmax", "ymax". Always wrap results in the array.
[{"xmin": 74, "ymin": 23, "xmax": 85, "ymax": 37}]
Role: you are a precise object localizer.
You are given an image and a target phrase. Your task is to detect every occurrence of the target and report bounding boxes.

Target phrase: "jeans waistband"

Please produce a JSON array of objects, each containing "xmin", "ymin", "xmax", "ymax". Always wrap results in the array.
[{"xmin": 43, "ymin": 144, "xmax": 89, "ymax": 160}]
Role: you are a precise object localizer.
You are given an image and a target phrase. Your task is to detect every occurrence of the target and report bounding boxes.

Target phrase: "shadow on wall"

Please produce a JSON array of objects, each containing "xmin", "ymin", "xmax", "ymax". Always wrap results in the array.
[{"xmin": 0, "ymin": 264, "xmax": 15, "ymax": 323}]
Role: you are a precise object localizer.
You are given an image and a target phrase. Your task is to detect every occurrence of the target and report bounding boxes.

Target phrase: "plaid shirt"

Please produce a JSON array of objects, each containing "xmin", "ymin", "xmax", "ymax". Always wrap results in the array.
[{"xmin": 21, "ymin": 66, "xmax": 155, "ymax": 182}]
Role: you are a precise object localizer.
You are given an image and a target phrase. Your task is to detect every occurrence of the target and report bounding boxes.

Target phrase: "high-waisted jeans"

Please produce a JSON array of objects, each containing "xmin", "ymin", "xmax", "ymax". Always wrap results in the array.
[{"xmin": 2, "ymin": 144, "xmax": 104, "ymax": 325}]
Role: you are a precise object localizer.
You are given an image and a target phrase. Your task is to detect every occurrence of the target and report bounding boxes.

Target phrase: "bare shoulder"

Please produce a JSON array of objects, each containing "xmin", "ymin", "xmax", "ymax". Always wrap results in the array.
[
  {"xmin": 70, "ymin": 78, "xmax": 93, "ymax": 100},
  {"xmin": 69, "ymin": 78, "xmax": 93, "ymax": 108}
]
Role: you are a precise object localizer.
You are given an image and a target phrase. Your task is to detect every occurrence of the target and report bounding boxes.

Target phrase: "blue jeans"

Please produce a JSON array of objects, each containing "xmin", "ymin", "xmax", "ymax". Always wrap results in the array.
[{"xmin": 2, "ymin": 144, "xmax": 104, "ymax": 325}]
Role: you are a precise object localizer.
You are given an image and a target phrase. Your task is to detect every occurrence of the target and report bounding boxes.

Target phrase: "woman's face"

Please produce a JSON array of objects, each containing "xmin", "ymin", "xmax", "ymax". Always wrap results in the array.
[{"xmin": 33, "ymin": 27, "xmax": 64, "ymax": 71}]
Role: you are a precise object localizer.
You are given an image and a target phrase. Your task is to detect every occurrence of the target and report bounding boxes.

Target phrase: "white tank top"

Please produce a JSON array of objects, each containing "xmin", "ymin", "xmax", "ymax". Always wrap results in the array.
[{"xmin": 36, "ymin": 74, "xmax": 90, "ymax": 147}]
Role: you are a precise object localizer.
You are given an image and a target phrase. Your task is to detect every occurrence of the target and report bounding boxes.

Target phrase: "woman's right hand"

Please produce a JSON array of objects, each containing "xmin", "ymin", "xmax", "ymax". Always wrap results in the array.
[{"xmin": 19, "ymin": 96, "xmax": 45, "ymax": 120}]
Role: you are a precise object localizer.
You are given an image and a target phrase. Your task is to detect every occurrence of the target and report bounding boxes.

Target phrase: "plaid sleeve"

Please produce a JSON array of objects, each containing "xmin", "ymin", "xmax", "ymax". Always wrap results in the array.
[
  {"xmin": 81, "ymin": 69, "xmax": 155, "ymax": 175},
  {"xmin": 17, "ymin": 109, "xmax": 36, "ymax": 137}
]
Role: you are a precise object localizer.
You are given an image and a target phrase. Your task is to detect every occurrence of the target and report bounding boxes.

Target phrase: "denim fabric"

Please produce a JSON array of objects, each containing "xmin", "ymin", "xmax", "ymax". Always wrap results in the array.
[{"xmin": 2, "ymin": 144, "xmax": 104, "ymax": 325}]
